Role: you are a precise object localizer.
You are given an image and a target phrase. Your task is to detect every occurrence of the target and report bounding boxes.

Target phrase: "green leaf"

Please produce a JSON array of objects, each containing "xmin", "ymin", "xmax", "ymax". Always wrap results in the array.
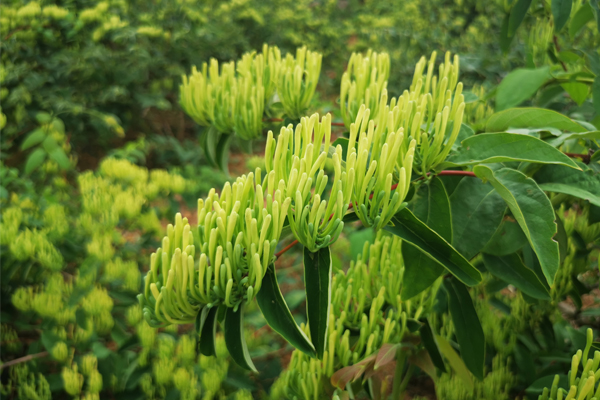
[
  {"xmin": 197, "ymin": 306, "xmax": 218, "ymax": 357},
  {"xmin": 482, "ymin": 253, "xmax": 550, "ymax": 300},
  {"xmin": 486, "ymin": 108, "xmax": 588, "ymax": 133},
  {"xmin": 552, "ymin": 0, "xmax": 573, "ymax": 31},
  {"xmin": 332, "ymin": 137, "xmax": 349, "ymax": 161},
  {"xmin": 402, "ymin": 243, "xmax": 445, "ymax": 300},
  {"xmin": 534, "ymin": 163, "xmax": 600, "ymax": 207},
  {"xmin": 450, "ymin": 177, "xmax": 506, "ymax": 260},
  {"xmin": 500, "ymin": 13, "xmax": 513, "ymax": 53},
  {"xmin": 374, "ymin": 343, "xmax": 399, "ymax": 370},
  {"xmin": 385, "ymin": 208, "xmax": 482, "ymax": 286},
  {"xmin": 48, "ymin": 148, "xmax": 71, "ymax": 170},
  {"xmin": 303, "ymin": 246, "xmax": 332, "ymax": 359},
  {"xmin": 496, "ymin": 67, "xmax": 550, "ymax": 111},
  {"xmin": 473, "ymin": 166, "xmax": 559, "ymax": 285},
  {"xmin": 482, "ymin": 219, "xmax": 527, "ymax": 256},
  {"xmin": 447, "ymin": 133, "xmax": 580, "ymax": 169},
  {"xmin": 35, "ymin": 112, "xmax": 52, "ymax": 124},
  {"xmin": 444, "ymin": 278, "xmax": 485, "ymax": 380},
  {"xmin": 215, "ymin": 133, "xmax": 232, "ymax": 175},
  {"xmin": 545, "ymin": 130, "xmax": 600, "ymax": 147},
  {"xmin": 594, "ymin": 77, "xmax": 600, "ymax": 114},
  {"xmin": 569, "ymin": 3, "xmax": 594, "ymax": 38},
  {"xmin": 25, "ymin": 148, "xmax": 47, "ymax": 174},
  {"xmin": 419, "ymin": 319, "xmax": 446, "ymax": 372},
  {"xmin": 20, "ymin": 128, "xmax": 46, "ymax": 150},
  {"xmin": 453, "ymin": 124, "xmax": 476, "ymax": 150},
  {"xmin": 224, "ymin": 303, "xmax": 256, "ymax": 372},
  {"xmin": 508, "ymin": 0, "xmax": 533, "ymax": 36},
  {"xmin": 41, "ymin": 135, "xmax": 60, "ymax": 153},
  {"xmin": 435, "ymin": 335, "xmax": 474, "ymax": 390},
  {"xmin": 561, "ymin": 82, "xmax": 589, "ymax": 106},
  {"xmin": 256, "ymin": 264, "xmax": 316, "ymax": 357}
]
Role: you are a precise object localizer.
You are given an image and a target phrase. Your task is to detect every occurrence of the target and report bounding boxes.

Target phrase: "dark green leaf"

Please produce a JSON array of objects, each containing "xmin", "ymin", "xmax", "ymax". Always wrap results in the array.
[
  {"xmin": 25, "ymin": 148, "xmax": 47, "ymax": 174},
  {"xmin": 450, "ymin": 178, "xmax": 506, "ymax": 259},
  {"xmin": 500, "ymin": 13, "xmax": 513, "ymax": 53},
  {"xmin": 41, "ymin": 331, "xmax": 61, "ymax": 353},
  {"xmin": 474, "ymin": 166, "xmax": 560, "ymax": 285},
  {"xmin": 555, "ymin": 212, "xmax": 568, "ymax": 264},
  {"xmin": 402, "ymin": 243, "xmax": 445, "ymax": 300},
  {"xmin": 496, "ymin": 67, "xmax": 550, "ymax": 111},
  {"xmin": 20, "ymin": 128, "xmax": 46, "ymax": 150},
  {"xmin": 446, "ymin": 133, "xmax": 579, "ymax": 169},
  {"xmin": 385, "ymin": 208, "xmax": 482, "ymax": 286},
  {"xmin": 444, "ymin": 278, "xmax": 485, "ymax": 380},
  {"xmin": 411, "ymin": 177, "xmax": 452, "ymax": 242},
  {"xmin": 552, "ymin": 0, "xmax": 573, "ymax": 31},
  {"xmin": 594, "ymin": 77, "xmax": 600, "ymax": 114},
  {"xmin": 257, "ymin": 264, "xmax": 316, "ymax": 357},
  {"xmin": 526, "ymin": 374, "xmax": 569, "ymax": 396},
  {"xmin": 482, "ymin": 253, "xmax": 550, "ymax": 300},
  {"xmin": 534, "ymin": 163, "xmax": 600, "ymax": 207},
  {"xmin": 332, "ymin": 137, "xmax": 349, "ymax": 161},
  {"xmin": 216, "ymin": 133, "xmax": 232, "ymax": 175},
  {"xmin": 303, "ymin": 246, "xmax": 332, "ymax": 359},
  {"xmin": 508, "ymin": 0, "xmax": 533, "ymax": 36},
  {"xmin": 419, "ymin": 319, "xmax": 446, "ymax": 372},
  {"xmin": 198, "ymin": 306, "xmax": 218, "ymax": 357},
  {"xmin": 486, "ymin": 108, "xmax": 587, "ymax": 133},
  {"xmin": 483, "ymin": 219, "xmax": 527, "ymax": 256},
  {"xmin": 224, "ymin": 303, "xmax": 256, "ymax": 372},
  {"xmin": 569, "ymin": 3, "xmax": 594, "ymax": 38}
]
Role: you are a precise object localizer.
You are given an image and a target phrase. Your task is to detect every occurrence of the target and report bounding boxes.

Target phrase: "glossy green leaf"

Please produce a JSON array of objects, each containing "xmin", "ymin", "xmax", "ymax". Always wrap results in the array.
[
  {"xmin": 482, "ymin": 219, "xmax": 527, "ymax": 256},
  {"xmin": 569, "ymin": 3, "xmax": 594, "ymax": 38},
  {"xmin": 552, "ymin": 0, "xmax": 573, "ymax": 31},
  {"xmin": 496, "ymin": 67, "xmax": 550, "ymax": 111},
  {"xmin": 534, "ymin": 163, "xmax": 600, "ymax": 207},
  {"xmin": 508, "ymin": 0, "xmax": 533, "ymax": 36},
  {"xmin": 419, "ymin": 319, "xmax": 446, "ymax": 372},
  {"xmin": 486, "ymin": 108, "xmax": 587, "ymax": 133},
  {"xmin": 436, "ymin": 335, "xmax": 474, "ymax": 390},
  {"xmin": 482, "ymin": 253, "xmax": 550, "ymax": 300},
  {"xmin": 256, "ymin": 264, "xmax": 316, "ymax": 357},
  {"xmin": 444, "ymin": 278, "xmax": 484, "ymax": 380},
  {"xmin": 450, "ymin": 177, "xmax": 506, "ymax": 260},
  {"xmin": 25, "ymin": 148, "xmax": 47, "ymax": 174},
  {"xmin": 385, "ymin": 208, "xmax": 482, "ymax": 286},
  {"xmin": 197, "ymin": 306, "xmax": 218, "ymax": 357},
  {"xmin": 304, "ymin": 246, "xmax": 332, "ymax": 359},
  {"xmin": 216, "ymin": 133, "xmax": 232, "ymax": 175},
  {"xmin": 20, "ymin": 128, "xmax": 46, "ymax": 151},
  {"xmin": 402, "ymin": 243, "xmax": 445, "ymax": 300},
  {"xmin": 474, "ymin": 166, "xmax": 559, "ymax": 285},
  {"xmin": 224, "ymin": 304, "xmax": 256, "ymax": 372},
  {"xmin": 447, "ymin": 133, "xmax": 579, "ymax": 169}
]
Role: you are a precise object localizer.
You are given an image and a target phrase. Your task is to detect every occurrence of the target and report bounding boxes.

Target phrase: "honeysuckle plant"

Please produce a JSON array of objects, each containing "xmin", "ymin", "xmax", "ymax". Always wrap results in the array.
[{"xmin": 140, "ymin": 46, "xmax": 600, "ymax": 400}]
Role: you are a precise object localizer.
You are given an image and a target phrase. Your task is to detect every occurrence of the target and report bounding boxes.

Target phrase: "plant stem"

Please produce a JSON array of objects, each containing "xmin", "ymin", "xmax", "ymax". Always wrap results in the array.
[
  {"xmin": 0, "ymin": 352, "xmax": 48, "ymax": 370},
  {"xmin": 392, "ymin": 347, "xmax": 407, "ymax": 400}
]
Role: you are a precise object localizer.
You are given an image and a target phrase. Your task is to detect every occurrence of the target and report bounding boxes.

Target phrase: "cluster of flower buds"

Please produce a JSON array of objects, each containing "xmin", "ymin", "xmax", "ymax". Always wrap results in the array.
[
  {"xmin": 340, "ymin": 50, "xmax": 390, "ymax": 129},
  {"xmin": 139, "ymin": 169, "xmax": 290, "ymax": 326},
  {"xmin": 538, "ymin": 328, "xmax": 600, "ymax": 400},
  {"xmin": 265, "ymin": 113, "xmax": 354, "ymax": 252},
  {"xmin": 399, "ymin": 51, "xmax": 465, "ymax": 175},
  {"xmin": 347, "ymin": 103, "xmax": 416, "ymax": 230},
  {"xmin": 277, "ymin": 46, "xmax": 322, "ymax": 119}
]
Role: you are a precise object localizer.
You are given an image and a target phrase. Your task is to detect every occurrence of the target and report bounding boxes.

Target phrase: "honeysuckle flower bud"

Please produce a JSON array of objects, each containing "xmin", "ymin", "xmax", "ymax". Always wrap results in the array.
[
  {"xmin": 87, "ymin": 369, "xmax": 103, "ymax": 394},
  {"xmin": 11, "ymin": 287, "xmax": 34, "ymax": 311},
  {"xmin": 51, "ymin": 342, "xmax": 68, "ymax": 362},
  {"xmin": 347, "ymin": 104, "xmax": 416, "ymax": 230},
  {"xmin": 139, "ymin": 169, "xmax": 289, "ymax": 326},
  {"xmin": 176, "ymin": 335, "xmax": 196, "ymax": 366},
  {"xmin": 340, "ymin": 50, "xmax": 390, "ymax": 129},
  {"xmin": 153, "ymin": 357, "xmax": 176, "ymax": 386},
  {"xmin": 80, "ymin": 354, "xmax": 98, "ymax": 376},
  {"xmin": 276, "ymin": 46, "xmax": 322, "ymax": 119},
  {"xmin": 232, "ymin": 74, "xmax": 265, "ymax": 140},
  {"xmin": 62, "ymin": 365, "xmax": 83, "ymax": 396},
  {"xmin": 265, "ymin": 113, "xmax": 354, "ymax": 251}
]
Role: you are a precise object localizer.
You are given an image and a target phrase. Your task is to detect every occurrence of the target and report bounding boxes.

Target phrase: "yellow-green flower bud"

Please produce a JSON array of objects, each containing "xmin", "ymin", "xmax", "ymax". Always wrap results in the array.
[
  {"xmin": 87, "ymin": 369, "xmax": 103, "ymax": 393},
  {"xmin": 80, "ymin": 354, "xmax": 98, "ymax": 376},
  {"xmin": 51, "ymin": 342, "xmax": 68, "ymax": 362},
  {"xmin": 62, "ymin": 365, "xmax": 83, "ymax": 396}
]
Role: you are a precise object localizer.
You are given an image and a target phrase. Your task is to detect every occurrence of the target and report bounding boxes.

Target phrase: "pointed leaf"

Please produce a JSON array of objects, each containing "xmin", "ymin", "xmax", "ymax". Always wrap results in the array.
[
  {"xmin": 215, "ymin": 133, "xmax": 232, "ymax": 174},
  {"xmin": 553, "ymin": 0, "xmax": 573, "ymax": 31},
  {"xmin": 48, "ymin": 148, "xmax": 71, "ymax": 170},
  {"xmin": 486, "ymin": 108, "xmax": 588, "ymax": 133},
  {"xmin": 474, "ymin": 166, "xmax": 559, "ymax": 285},
  {"xmin": 374, "ymin": 343, "xmax": 399, "ymax": 370},
  {"xmin": 569, "ymin": 3, "xmax": 594, "ymax": 38},
  {"xmin": 482, "ymin": 219, "xmax": 527, "ymax": 256},
  {"xmin": 482, "ymin": 253, "xmax": 550, "ymax": 300},
  {"xmin": 256, "ymin": 264, "xmax": 316, "ymax": 357},
  {"xmin": 419, "ymin": 319, "xmax": 446, "ymax": 372},
  {"xmin": 450, "ymin": 177, "xmax": 506, "ymax": 259},
  {"xmin": 508, "ymin": 0, "xmax": 533, "ymax": 36},
  {"xmin": 436, "ymin": 335, "xmax": 474, "ymax": 390},
  {"xmin": 304, "ymin": 246, "xmax": 332, "ymax": 359},
  {"xmin": 401, "ymin": 243, "xmax": 444, "ymax": 300},
  {"xmin": 561, "ymin": 82, "xmax": 589, "ymax": 106},
  {"xmin": 224, "ymin": 303, "xmax": 256, "ymax": 372},
  {"xmin": 534, "ymin": 163, "xmax": 600, "ymax": 207},
  {"xmin": 444, "ymin": 278, "xmax": 485, "ymax": 380},
  {"xmin": 496, "ymin": 67, "xmax": 550, "ymax": 111},
  {"xmin": 20, "ymin": 128, "xmax": 46, "ymax": 151},
  {"xmin": 545, "ymin": 130, "xmax": 600, "ymax": 147},
  {"xmin": 198, "ymin": 306, "xmax": 218, "ymax": 357},
  {"xmin": 25, "ymin": 148, "xmax": 47, "ymax": 174},
  {"xmin": 385, "ymin": 208, "xmax": 482, "ymax": 286},
  {"xmin": 446, "ymin": 133, "xmax": 579, "ymax": 169},
  {"xmin": 409, "ymin": 349, "xmax": 437, "ymax": 379}
]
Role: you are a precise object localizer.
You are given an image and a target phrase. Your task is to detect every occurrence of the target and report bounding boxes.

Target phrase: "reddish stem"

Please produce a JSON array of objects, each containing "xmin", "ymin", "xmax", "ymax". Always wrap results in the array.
[
  {"xmin": 564, "ymin": 152, "xmax": 591, "ymax": 164},
  {"xmin": 274, "ymin": 170, "xmax": 477, "ymax": 259}
]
